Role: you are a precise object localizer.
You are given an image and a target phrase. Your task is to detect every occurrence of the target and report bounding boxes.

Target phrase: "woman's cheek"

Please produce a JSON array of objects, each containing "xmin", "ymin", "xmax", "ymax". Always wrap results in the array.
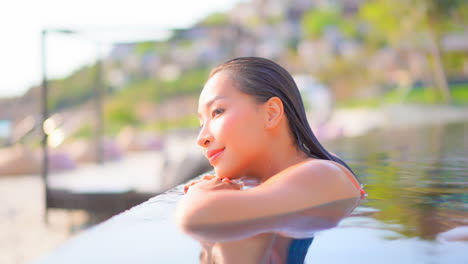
[{"xmin": 215, "ymin": 113, "xmax": 238, "ymax": 139}]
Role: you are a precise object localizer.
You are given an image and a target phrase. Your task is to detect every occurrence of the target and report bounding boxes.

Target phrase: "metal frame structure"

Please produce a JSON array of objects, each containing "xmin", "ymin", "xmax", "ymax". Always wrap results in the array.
[{"xmin": 40, "ymin": 28, "xmax": 156, "ymax": 224}]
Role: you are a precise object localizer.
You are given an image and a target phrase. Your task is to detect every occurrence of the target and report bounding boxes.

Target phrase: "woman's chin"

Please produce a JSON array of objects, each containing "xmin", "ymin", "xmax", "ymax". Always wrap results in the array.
[{"xmin": 214, "ymin": 167, "xmax": 240, "ymax": 179}]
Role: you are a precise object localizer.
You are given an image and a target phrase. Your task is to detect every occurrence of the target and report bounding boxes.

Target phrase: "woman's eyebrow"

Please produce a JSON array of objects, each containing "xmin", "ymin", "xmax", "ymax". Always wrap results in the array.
[
  {"xmin": 198, "ymin": 96, "xmax": 227, "ymax": 117},
  {"xmin": 205, "ymin": 95, "xmax": 226, "ymax": 108}
]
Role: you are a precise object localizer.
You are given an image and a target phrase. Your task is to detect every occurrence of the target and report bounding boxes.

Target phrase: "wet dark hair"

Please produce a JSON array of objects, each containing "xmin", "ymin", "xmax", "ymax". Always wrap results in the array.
[{"xmin": 209, "ymin": 57, "xmax": 358, "ymax": 179}]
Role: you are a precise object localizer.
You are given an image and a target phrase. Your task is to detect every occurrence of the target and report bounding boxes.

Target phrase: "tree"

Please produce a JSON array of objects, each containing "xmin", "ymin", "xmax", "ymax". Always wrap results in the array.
[
  {"xmin": 301, "ymin": 8, "xmax": 358, "ymax": 40},
  {"xmin": 360, "ymin": 0, "xmax": 468, "ymax": 103}
]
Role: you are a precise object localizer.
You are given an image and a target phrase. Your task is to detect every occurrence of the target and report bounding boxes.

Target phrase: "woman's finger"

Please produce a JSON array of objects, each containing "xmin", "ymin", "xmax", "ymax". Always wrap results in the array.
[
  {"xmin": 202, "ymin": 174, "xmax": 216, "ymax": 180},
  {"xmin": 184, "ymin": 180, "xmax": 201, "ymax": 194},
  {"xmin": 235, "ymin": 181, "xmax": 245, "ymax": 188},
  {"xmin": 220, "ymin": 179, "xmax": 244, "ymax": 190},
  {"xmin": 184, "ymin": 180, "xmax": 199, "ymax": 189}
]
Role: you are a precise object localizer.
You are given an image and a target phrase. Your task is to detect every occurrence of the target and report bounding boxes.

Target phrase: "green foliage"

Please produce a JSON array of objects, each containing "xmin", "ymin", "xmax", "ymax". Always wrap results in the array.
[
  {"xmin": 359, "ymin": 0, "xmax": 468, "ymax": 45},
  {"xmin": 38, "ymin": 0, "xmax": 468, "ymax": 138},
  {"xmin": 145, "ymin": 114, "xmax": 200, "ymax": 132},
  {"xmin": 100, "ymin": 67, "xmax": 209, "ymax": 133},
  {"xmin": 105, "ymin": 101, "xmax": 139, "ymax": 125},
  {"xmin": 451, "ymin": 84, "xmax": 468, "ymax": 105},
  {"xmin": 108, "ymin": 66, "xmax": 207, "ymax": 106},
  {"xmin": 198, "ymin": 12, "xmax": 229, "ymax": 26},
  {"xmin": 301, "ymin": 8, "xmax": 359, "ymax": 40},
  {"xmin": 336, "ymin": 98, "xmax": 382, "ymax": 109},
  {"xmin": 153, "ymin": 41, "xmax": 170, "ymax": 53},
  {"xmin": 157, "ymin": 67, "xmax": 209, "ymax": 97},
  {"xmin": 337, "ymin": 84, "xmax": 468, "ymax": 108},
  {"xmin": 423, "ymin": 0, "xmax": 468, "ymax": 31},
  {"xmin": 397, "ymin": 88, "xmax": 442, "ymax": 104},
  {"xmin": 301, "ymin": 9, "xmax": 341, "ymax": 39},
  {"xmin": 358, "ymin": 0, "xmax": 407, "ymax": 46},
  {"xmin": 178, "ymin": 39, "xmax": 194, "ymax": 49},
  {"xmin": 443, "ymin": 52, "xmax": 468, "ymax": 76},
  {"xmin": 48, "ymin": 64, "xmax": 98, "ymax": 111},
  {"xmin": 266, "ymin": 15, "xmax": 284, "ymax": 25},
  {"xmin": 339, "ymin": 19, "xmax": 359, "ymax": 39},
  {"xmin": 134, "ymin": 42, "xmax": 155, "ymax": 55},
  {"xmin": 71, "ymin": 123, "xmax": 94, "ymax": 139},
  {"xmin": 384, "ymin": 85, "xmax": 468, "ymax": 105},
  {"xmin": 113, "ymin": 79, "xmax": 160, "ymax": 104},
  {"xmin": 358, "ymin": 0, "xmax": 468, "ymax": 104}
]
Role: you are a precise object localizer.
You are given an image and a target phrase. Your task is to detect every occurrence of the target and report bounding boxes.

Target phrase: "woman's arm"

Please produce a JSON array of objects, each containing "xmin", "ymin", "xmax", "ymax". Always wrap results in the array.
[{"xmin": 176, "ymin": 159, "xmax": 360, "ymax": 240}]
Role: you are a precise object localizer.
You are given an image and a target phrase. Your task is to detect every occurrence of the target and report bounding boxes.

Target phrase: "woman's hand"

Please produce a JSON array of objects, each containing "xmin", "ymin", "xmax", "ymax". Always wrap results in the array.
[
  {"xmin": 184, "ymin": 175, "xmax": 244, "ymax": 194},
  {"xmin": 177, "ymin": 175, "xmax": 244, "ymax": 234}
]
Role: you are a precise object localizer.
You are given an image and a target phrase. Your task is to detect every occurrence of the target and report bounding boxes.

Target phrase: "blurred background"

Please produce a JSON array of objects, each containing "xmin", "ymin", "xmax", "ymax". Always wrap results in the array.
[{"xmin": 1, "ymin": 0, "xmax": 468, "ymax": 263}]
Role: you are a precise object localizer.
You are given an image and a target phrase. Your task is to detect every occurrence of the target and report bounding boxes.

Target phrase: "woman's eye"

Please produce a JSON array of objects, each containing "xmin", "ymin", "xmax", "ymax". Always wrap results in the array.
[{"xmin": 212, "ymin": 108, "xmax": 224, "ymax": 117}]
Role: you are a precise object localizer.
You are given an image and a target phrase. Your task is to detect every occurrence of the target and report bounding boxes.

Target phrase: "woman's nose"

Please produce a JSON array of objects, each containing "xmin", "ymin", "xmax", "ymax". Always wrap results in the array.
[{"xmin": 197, "ymin": 126, "xmax": 213, "ymax": 147}]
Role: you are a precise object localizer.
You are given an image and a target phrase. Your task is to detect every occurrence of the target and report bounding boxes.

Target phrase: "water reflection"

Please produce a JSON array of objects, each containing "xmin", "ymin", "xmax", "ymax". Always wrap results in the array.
[
  {"xmin": 182, "ymin": 122, "xmax": 468, "ymax": 263},
  {"xmin": 325, "ymin": 122, "xmax": 468, "ymax": 240},
  {"xmin": 184, "ymin": 197, "xmax": 361, "ymax": 264}
]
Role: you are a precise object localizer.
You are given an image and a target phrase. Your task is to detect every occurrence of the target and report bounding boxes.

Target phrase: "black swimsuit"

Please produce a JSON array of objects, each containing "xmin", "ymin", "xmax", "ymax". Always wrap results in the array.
[{"xmin": 287, "ymin": 237, "xmax": 314, "ymax": 264}]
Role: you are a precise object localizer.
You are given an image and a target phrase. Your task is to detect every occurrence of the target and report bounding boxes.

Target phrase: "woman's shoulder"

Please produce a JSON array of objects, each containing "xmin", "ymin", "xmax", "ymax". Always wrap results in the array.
[
  {"xmin": 267, "ymin": 158, "xmax": 348, "ymax": 185},
  {"xmin": 302, "ymin": 158, "xmax": 355, "ymax": 182},
  {"xmin": 262, "ymin": 158, "xmax": 360, "ymax": 198}
]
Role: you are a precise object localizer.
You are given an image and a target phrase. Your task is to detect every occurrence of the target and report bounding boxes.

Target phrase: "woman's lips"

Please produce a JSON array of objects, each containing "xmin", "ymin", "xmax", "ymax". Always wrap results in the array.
[{"xmin": 207, "ymin": 148, "xmax": 225, "ymax": 163}]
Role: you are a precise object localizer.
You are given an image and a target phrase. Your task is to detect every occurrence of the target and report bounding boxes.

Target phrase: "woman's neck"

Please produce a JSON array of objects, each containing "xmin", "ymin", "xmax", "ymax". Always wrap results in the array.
[
  {"xmin": 240, "ymin": 120, "xmax": 310, "ymax": 182},
  {"xmin": 244, "ymin": 144, "xmax": 310, "ymax": 183}
]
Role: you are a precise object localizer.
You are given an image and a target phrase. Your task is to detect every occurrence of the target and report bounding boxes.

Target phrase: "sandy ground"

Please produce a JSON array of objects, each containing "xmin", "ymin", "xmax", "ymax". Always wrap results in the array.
[
  {"xmin": 0, "ymin": 151, "xmax": 166, "ymax": 264},
  {"xmin": 0, "ymin": 175, "xmax": 89, "ymax": 264}
]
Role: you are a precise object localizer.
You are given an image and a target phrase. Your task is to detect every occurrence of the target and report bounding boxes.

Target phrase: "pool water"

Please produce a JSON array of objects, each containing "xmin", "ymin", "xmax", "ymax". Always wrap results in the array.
[{"xmin": 307, "ymin": 121, "xmax": 468, "ymax": 263}]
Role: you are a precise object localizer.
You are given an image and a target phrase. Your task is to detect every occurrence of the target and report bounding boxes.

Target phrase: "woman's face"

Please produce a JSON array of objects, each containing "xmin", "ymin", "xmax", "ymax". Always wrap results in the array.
[{"xmin": 197, "ymin": 72, "xmax": 268, "ymax": 179}]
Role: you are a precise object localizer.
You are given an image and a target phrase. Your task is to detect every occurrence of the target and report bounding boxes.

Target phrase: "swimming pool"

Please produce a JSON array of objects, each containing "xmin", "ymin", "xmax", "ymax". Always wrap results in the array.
[
  {"xmin": 307, "ymin": 121, "xmax": 468, "ymax": 263},
  {"xmin": 35, "ymin": 121, "xmax": 468, "ymax": 264}
]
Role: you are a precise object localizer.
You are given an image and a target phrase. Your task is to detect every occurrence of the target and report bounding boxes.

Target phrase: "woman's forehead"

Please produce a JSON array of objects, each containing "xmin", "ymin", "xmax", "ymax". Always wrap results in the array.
[{"xmin": 199, "ymin": 73, "xmax": 237, "ymax": 105}]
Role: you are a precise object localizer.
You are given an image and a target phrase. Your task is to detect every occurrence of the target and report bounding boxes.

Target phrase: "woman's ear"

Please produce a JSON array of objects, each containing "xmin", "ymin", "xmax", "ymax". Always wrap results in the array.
[{"xmin": 264, "ymin": 97, "xmax": 284, "ymax": 129}]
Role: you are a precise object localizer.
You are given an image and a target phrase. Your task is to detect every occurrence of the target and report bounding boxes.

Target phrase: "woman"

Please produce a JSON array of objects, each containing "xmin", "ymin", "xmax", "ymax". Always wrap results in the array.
[{"xmin": 176, "ymin": 57, "xmax": 365, "ymax": 263}]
